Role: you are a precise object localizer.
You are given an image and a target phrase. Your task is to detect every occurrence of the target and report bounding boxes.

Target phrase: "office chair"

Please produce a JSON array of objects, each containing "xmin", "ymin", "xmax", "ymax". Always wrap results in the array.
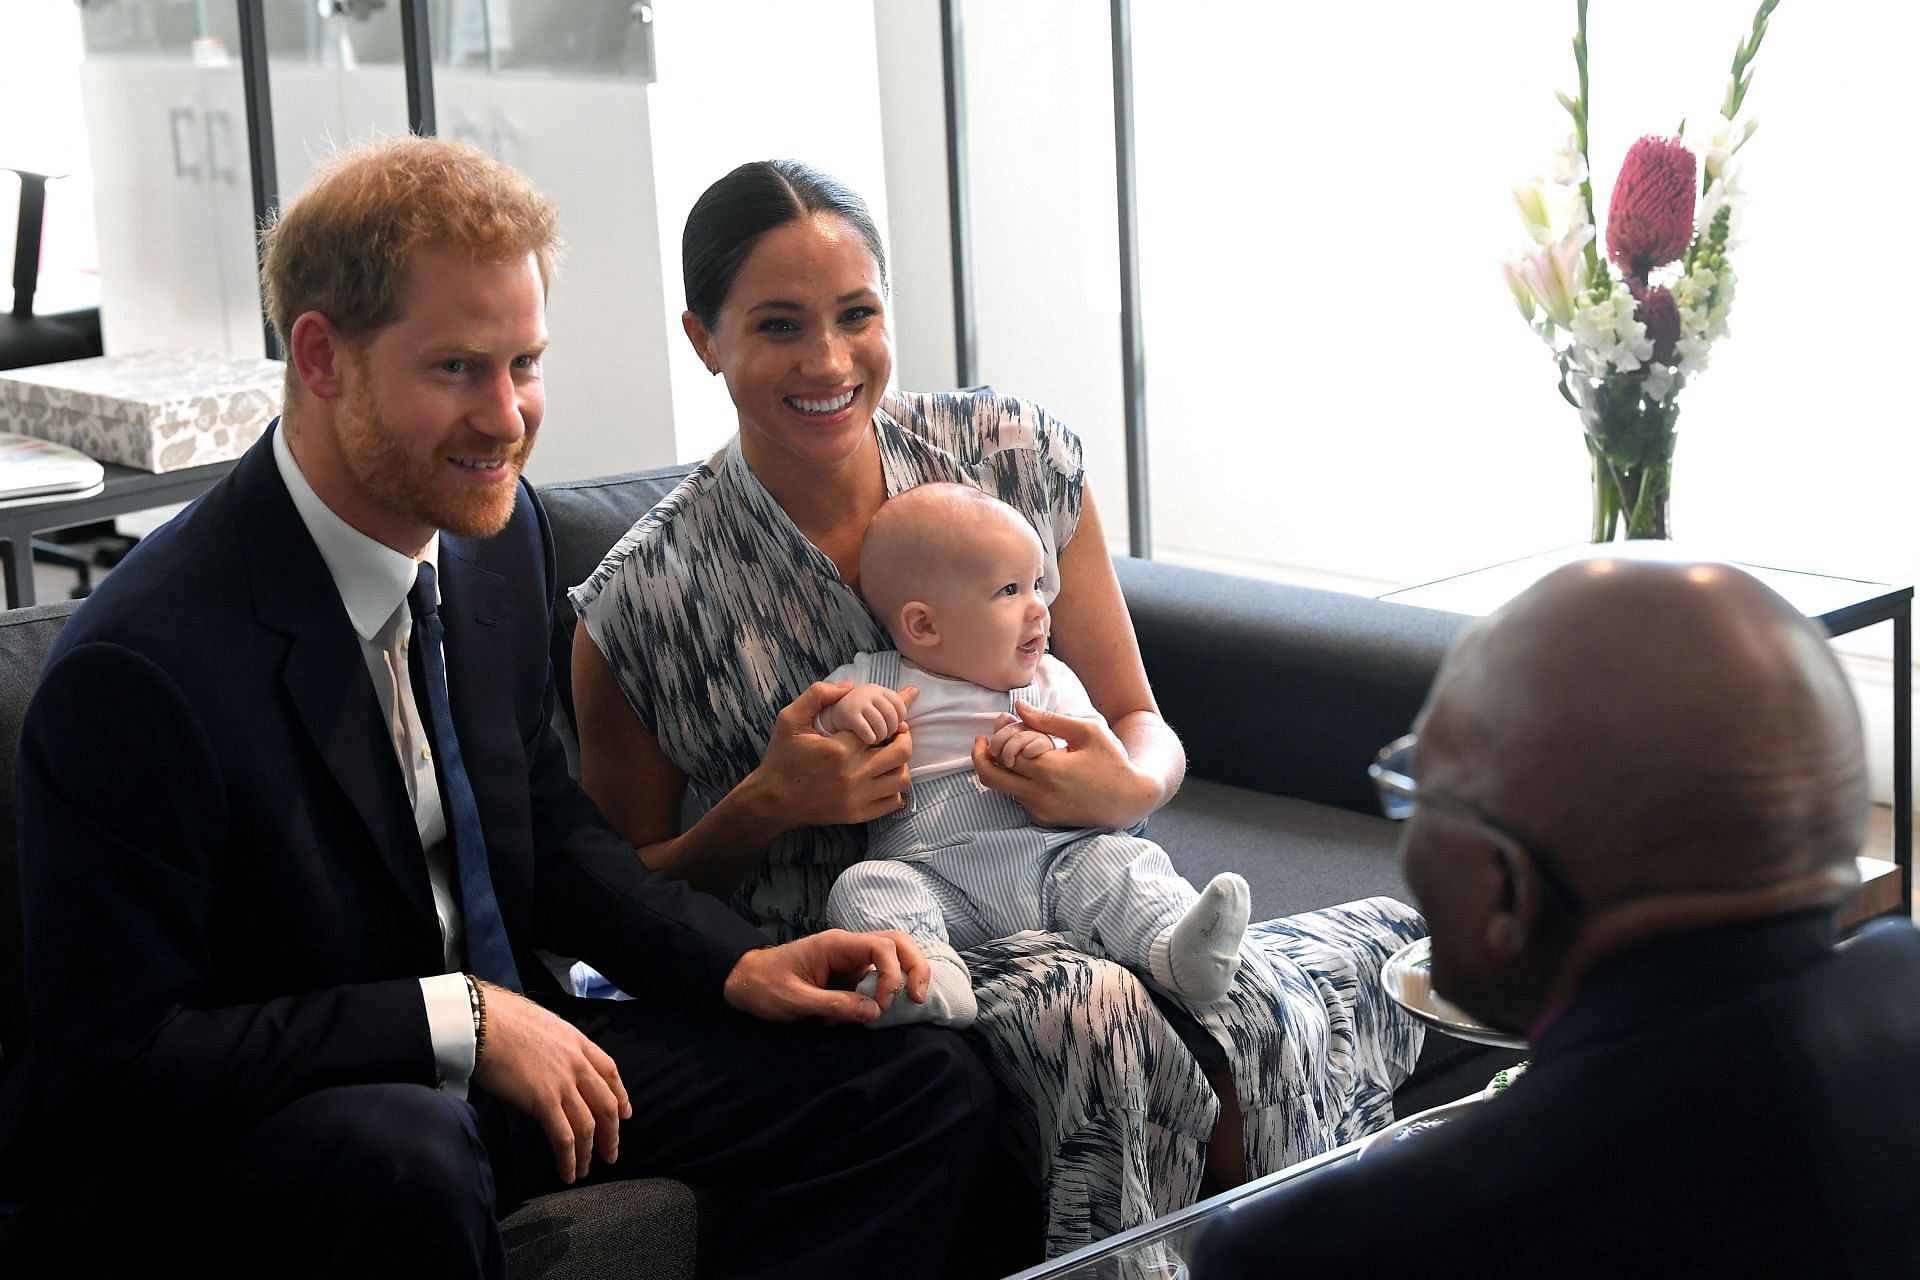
[{"xmin": 2, "ymin": 167, "xmax": 109, "ymax": 599}]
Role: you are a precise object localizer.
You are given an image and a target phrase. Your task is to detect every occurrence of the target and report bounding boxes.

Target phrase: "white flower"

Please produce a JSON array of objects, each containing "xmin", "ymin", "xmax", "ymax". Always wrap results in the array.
[
  {"xmin": 1550, "ymin": 132, "xmax": 1589, "ymax": 186},
  {"xmin": 1674, "ymin": 334, "xmax": 1713, "ymax": 375},
  {"xmin": 1642, "ymin": 361, "xmax": 1680, "ymax": 402},
  {"xmin": 1569, "ymin": 282, "xmax": 1654, "ymax": 376},
  {"xmin": 1500, "ymin": 259, "xmax": 1537, "ymax": 321},
  {"xmin": 1512, "ymin": 182, "xmax": 1554, "ymax": 243},
  {"xmin": 1701, "ymin": 114, "xmax": 1760, "ymax": 184},
  {"xmin": 1699, "ymin": 174, "xmax": 1744, "ymax": 244},
  {"xmin": 1509, "ymin": 224, "xmax": 1593, "ymax": 329}
]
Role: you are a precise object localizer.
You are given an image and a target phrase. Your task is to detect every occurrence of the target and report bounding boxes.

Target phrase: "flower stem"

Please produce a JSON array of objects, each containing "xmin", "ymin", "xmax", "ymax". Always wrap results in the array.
[{"xmin": 1570, "ymin": 0, "xmax": 1605, "ymax": 298}]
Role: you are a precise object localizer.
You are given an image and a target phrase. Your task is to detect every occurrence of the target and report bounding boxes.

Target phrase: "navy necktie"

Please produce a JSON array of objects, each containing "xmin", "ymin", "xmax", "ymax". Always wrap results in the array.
[{"xmin": 409, "ymin": 562, "xmax": 523, "ymax": 993}]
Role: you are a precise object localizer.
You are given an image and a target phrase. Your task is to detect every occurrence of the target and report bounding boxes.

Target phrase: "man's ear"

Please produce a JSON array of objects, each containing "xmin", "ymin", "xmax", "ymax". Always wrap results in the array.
[
  {"xmin": 682, "ymin": 310, "xmax": 721, "ymax": 375},
  {"xmin": 1482, "ymin": 844, "xmax": 1540, "ymax": 957},
  {"xmin": 900, "ymin": 601, "xmax": 938, "ymax": 647},
  {"xmin": 288, "ymin": 311, "xmax": 349, "ymax": 401}
]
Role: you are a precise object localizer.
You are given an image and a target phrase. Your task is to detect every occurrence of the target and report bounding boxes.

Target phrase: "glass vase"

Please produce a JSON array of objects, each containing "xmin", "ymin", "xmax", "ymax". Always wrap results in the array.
[{"xmin": 1569, "ymin": 370, "xmax": 1677, "ymax": 542}]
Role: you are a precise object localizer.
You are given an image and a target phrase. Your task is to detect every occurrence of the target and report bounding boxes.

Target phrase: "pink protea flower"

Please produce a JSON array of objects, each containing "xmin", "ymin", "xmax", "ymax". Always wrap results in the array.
[
  {"xmin": 1631, "ymin": 280, "xmax": 1680, "ymax": 365},
  {"xmin": 1607, "ymin": 136, "xmax": 1697, "ymax": 277}
]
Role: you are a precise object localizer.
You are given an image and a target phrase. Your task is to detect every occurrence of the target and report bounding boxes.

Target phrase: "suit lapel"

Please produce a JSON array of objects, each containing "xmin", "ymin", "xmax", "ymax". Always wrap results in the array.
[{"xmin": 230, "ymin": 435, "xmax": 438, "ymax": 926}]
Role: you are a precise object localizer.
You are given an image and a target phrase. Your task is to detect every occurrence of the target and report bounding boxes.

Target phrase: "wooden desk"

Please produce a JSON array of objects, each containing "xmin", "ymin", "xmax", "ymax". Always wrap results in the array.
[
  {"xmin": 1380, "ymin": 544, "xmax": 1914, "ymax": 922},
  {"xmin": 0, "ymin": 457, "xmax": 235, "ymax": 607}
]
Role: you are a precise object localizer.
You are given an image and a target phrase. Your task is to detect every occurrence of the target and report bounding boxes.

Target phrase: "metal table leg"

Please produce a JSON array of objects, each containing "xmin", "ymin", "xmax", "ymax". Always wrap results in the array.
[{"xmin": 3, "ymin": 536, "xmax": 34, "ymax": 609}]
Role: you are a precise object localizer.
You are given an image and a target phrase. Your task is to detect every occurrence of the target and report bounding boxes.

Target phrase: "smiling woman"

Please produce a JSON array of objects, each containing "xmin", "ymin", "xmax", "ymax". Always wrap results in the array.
[{"xmin": 564, "ymin": 159, "xmax": 1430, "ymax": 1260}]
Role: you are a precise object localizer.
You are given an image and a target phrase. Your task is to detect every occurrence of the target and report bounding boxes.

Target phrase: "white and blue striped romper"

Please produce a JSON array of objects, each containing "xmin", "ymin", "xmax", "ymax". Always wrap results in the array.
[
  {"xmin": 823, "ymin": 649, "xmax": 1212, "ymax": 982},
  {"xmin": 571, "ymin": 390, "xmax": 1426, "ymax": 1258}
]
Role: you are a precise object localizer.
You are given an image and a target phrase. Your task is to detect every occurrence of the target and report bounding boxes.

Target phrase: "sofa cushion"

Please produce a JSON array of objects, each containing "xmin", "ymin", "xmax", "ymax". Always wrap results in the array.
[{"xmin": 1151, "ymin": 777, "xmax": 1411, "ymax": 921}]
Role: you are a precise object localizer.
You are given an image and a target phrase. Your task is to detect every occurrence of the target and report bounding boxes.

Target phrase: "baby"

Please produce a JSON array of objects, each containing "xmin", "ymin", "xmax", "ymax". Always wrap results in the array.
[{"xmin": 819, "ymin": 483, "xmax": 1250, "ymax": 1028}]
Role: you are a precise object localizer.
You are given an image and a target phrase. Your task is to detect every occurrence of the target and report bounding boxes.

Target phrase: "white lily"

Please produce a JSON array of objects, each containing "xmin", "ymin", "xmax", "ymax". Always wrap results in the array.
[
  {"xmin": 1500, "ymin": 259, "xmax": 1537, "ymax": 321},
  {"xmin": 1513, "ymin": 182, "xmax": 1554, "ymax": 243},
  {"xmin": 1513, "ymin": 224, "xmax": 1592, "ymax": 329}
]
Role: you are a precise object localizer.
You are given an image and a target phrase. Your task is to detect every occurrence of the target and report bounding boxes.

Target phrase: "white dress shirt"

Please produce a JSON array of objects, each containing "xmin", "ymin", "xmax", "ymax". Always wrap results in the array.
[{"xmin": 272, "ymin": 425, "xmax": 477, "ymax": 1097}]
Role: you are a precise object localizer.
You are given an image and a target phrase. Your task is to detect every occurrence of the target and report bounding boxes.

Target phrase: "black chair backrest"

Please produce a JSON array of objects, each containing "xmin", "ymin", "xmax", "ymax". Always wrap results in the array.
[
  {"xmin": 3, "ymin": 167, "xmax": 103, "ymax": 371},
  {"xmin": 0, "ymin": 600, "xmax": 80, "ymax": 1070}
]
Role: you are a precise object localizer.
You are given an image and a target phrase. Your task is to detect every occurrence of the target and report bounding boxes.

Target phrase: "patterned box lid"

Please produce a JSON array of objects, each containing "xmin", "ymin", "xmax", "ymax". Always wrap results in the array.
[{"xmin": 0, "ymin": 352, "xmax": 285, "ymax": 427}]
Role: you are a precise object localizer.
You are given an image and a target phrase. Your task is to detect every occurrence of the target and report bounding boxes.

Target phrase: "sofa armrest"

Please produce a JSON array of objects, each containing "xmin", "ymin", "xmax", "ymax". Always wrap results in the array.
[{"xmin": 1115, "ymin": 557, "xmax": 1469, "ymax": 815}]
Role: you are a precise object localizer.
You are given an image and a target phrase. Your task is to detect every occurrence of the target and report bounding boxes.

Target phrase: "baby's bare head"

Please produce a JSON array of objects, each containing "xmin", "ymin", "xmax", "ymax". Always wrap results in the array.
[
  {"xmin": 861, "ymin": 484, "xmax": 1033, "ymax": 629},
  {"xmin": 860, "ymin": 485, "xmax": 1049, "ymax": 687}
]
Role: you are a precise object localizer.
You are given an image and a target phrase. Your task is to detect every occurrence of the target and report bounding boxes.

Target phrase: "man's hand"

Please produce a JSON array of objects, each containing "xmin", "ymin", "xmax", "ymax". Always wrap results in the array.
[
  {"xmin": 723, "ymin": 929, "xmax": 931, "ymax": 1024},
  {"xmin": 985, "ymin": 711, "xmax": 1058, "ymax": 768},
  {"xmin": 471, "ymin": 983, "xmax": 631, "ymax": 1185},
  {"xmin": 815, "ymin": 682, "xmax": 918, "ymax": 745}
]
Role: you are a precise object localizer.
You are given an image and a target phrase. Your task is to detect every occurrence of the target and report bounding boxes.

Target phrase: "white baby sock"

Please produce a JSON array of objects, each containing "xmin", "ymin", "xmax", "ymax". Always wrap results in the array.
[
  {"xmin": 1149, "ymin": 872, "xmax": 1251, "ymax": 1004},
  {"xmin": 856, "ymin": 937, "xmax": 978, "ymax": 1029}
]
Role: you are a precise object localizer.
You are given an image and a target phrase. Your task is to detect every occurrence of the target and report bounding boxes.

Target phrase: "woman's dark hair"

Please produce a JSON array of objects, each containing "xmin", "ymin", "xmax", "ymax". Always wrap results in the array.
[{"xmin": 682, "ymin": 159, "xmax": 889, "ymax": 329}]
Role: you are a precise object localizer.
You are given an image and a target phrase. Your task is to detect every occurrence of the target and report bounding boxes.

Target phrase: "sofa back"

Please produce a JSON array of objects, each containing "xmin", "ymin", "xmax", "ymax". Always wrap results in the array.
[
  {"xmin": 0, "ymin": 601, "xmax": 80, "ymax": 1073},
  {"xmin": 1116, "ymin": 558, "xmax": 1467, "ymax": 814},
  {"xmin": 535, "ymin": 465, "xmax": 698, "ymax": 741}
]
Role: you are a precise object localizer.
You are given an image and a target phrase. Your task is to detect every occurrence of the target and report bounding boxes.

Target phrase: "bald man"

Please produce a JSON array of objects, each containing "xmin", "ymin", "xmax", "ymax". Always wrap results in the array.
[{"xmin": 1188, "ymin": 558, "xmax": 1920, "ymax": 1277}]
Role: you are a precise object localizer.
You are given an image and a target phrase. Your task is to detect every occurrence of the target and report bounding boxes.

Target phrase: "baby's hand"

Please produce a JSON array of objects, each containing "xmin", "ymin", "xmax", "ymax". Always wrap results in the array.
[
  {"xmin": 816, "ymin": 683, "xmax": 916, "ymax": 745},
  {"xmin": 987, "ymin": 712, "xmax": 1057, "ymax": 768}
]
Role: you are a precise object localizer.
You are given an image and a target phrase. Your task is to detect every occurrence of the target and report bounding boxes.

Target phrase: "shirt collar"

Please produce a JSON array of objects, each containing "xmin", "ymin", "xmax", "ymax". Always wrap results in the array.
[{"xmin": 272, "ymin": 419, "xmax": 439, "ymax": 642}]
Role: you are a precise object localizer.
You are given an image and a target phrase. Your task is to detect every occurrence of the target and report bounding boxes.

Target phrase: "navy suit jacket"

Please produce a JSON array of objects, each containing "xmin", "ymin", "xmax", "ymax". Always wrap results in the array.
[
  {"xmin": 1188, "ymin": 913, "xmax": 1920, "ymax": 1277},
  {"xmin": 14, "ymin": 432, "xmax": 767, "ymax": 1188}
]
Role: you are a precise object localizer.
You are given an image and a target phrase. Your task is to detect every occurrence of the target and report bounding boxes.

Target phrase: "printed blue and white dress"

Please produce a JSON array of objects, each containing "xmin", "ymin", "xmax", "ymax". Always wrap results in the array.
[{"xmin": 572, "ymin": 389, "xmax": 1426, "ymax": 1256}]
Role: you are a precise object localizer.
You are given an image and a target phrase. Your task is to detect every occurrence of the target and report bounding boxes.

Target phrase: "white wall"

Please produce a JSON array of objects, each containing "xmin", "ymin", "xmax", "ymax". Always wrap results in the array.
[
  {"xmin": 644, "ymin": 0, "xmax": 895, "ymax": 465},
  {"xmin": 952, "ymin": 0, "xmax": 1130, "ymax": 541},
  {"xmin": 873, "ymin": 0, "xmax": 958, "ymax": 393}
]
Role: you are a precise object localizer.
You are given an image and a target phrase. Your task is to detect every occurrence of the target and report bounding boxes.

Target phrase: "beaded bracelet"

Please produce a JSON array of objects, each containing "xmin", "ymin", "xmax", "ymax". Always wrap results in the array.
[{"xmin": 464, "ymin": 973, "xmax": 488, "ymax": 1063}]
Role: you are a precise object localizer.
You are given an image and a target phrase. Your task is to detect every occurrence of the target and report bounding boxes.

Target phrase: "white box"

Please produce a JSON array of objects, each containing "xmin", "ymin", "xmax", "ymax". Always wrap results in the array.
[{"xmin": 0, "ymin": 351, "xmax": 283, "ymax": 473}]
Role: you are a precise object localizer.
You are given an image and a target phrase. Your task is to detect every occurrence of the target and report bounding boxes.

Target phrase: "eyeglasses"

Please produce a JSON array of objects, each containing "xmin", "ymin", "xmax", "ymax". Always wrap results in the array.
[{"xmin": 1370, "ymin": 733, "xmax": 1585, "ymax": 916}]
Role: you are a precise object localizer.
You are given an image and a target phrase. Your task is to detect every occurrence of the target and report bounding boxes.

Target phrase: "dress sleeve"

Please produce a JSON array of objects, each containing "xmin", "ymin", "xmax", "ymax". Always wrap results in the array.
[
  {"xmin": 568, "ymin": 539, "xmax": 675, "ymax": 738},
  {"xmin": 978, "ymin": 393, "xmax": 1084, "ymax": 565}
]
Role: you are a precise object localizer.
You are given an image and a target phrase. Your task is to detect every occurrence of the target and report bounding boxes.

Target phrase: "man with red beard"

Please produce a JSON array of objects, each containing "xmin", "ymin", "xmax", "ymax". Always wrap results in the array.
[{"xmin": 8, "ymin": 136, "xmax": 996, "ymax": 1278}]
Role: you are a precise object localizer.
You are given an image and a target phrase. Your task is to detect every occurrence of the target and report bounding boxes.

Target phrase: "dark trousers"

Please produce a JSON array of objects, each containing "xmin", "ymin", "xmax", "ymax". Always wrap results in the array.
[
  {"xmin": 20, "ymin": 996, "xmax": 998, "ymax": 1279},
  {"xmin": 487, "ymin": 991, "xmax": 1001, "ymax": 1279}
]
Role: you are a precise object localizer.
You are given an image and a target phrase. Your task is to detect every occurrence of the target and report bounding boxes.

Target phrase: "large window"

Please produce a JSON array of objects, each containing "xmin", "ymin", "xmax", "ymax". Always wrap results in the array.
[{"xmin": 957, "ymin": 2, "xmax": 1915, "ymax": 597}]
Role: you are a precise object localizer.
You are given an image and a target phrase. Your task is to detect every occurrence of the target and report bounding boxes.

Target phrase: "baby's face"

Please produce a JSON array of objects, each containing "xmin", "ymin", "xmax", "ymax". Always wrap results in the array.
[{"xmin": 919, "ymin": 516, "xmax": 1050, "ymax": 691}]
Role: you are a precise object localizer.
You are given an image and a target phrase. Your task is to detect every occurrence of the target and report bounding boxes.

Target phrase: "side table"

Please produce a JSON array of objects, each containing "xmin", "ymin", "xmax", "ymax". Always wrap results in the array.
[
  {"xmin": 0, "ymin": 457, "xmax": 236, "ymax": 608},
  {"xmin": 1379, "ymin": 544, "xmax": 1913, "ymax": 923}
]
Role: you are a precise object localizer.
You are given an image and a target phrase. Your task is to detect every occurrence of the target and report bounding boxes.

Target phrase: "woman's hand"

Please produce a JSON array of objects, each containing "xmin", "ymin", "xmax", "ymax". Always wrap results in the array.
[
  {"xmin": 971, "ymin": 700, "xmax": 1163, "ymax": 830},
  {"xmin": 743, "ymin": 682, "xmax": 920, "ymax": 830}
]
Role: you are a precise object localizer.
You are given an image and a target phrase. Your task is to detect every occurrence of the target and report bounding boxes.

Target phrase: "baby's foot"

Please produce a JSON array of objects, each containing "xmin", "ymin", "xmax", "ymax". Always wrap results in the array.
[
  {"xmin": 856, "ymin": 938, "xmax": 978, "ymax": 1029},
  {"xmin": 1155, "ymin": 873, "xmax": 1250, "ymax": 1004}
]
